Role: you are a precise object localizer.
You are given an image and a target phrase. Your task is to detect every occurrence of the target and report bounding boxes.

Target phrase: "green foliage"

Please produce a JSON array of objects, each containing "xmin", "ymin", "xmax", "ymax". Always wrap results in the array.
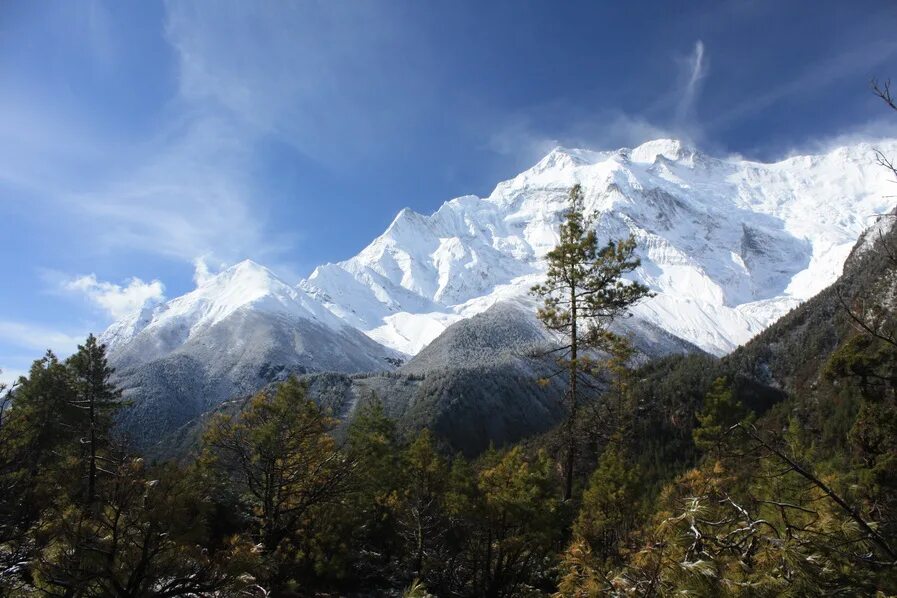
[
  {"xmin": 446, "ymin": 446, "xmax": 565, "ymax": 597},
  {"xmin": 66, "ymin": 334, "xmax": 125, "ymax": 510},
  {"xmin": 692, "ymin": 377, "xmax": 751, "ymax": 454},
  {"xmin": 530, "ymin": 184, "xmax": 651, "ymax": 500},
  {"xmin": 403, "ymin": 578, "xmax": 435, "ymax": 598},
  {"xmin": 0, "ymin": 353, "xmax": 79, "ymax": 536},
  {"xmin": 0, "ymin": 337, "xmax": 237, "ymax": 596},
  {"xmin": 574, "ymin": 445, "xmax": 642, "ymax": 565},
  {"xmin": 826, "ymin": 333, "xmax": 897, "ymax": 393},
  {"xmin": 342, "ymin": 396, "xmax": 404, "ymax": 583},
  {"xmin": 6, "ymin": 219, "xmax": 897, "ymax": 598},
  {"xmin": 33, "ymin": 459, "xmax": 232, "ymax": 597},
  {"xmin": 399, "ymin": 429, "xmax": 449, "ymax": 581},
  {"xmin": 200, "ymin": 376, "xmax": 351, "ymax": 587},
  {"xmin": 560, "ymin": 450, "xmax": 897, "ymax": 596},
  {"xmin": 531, "ymin": 185, "xmax": 651, "ymax": 344}
]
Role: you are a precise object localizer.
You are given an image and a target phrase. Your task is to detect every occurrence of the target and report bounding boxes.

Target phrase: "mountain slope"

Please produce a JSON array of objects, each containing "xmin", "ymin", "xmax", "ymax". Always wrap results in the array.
[
  {"xmin": 102, "ymin": 260, "xmax": 401, "ymax": 447},
  {"xmin": 303, "ymin": 139, "xmax": 897, "ymax": 355}
]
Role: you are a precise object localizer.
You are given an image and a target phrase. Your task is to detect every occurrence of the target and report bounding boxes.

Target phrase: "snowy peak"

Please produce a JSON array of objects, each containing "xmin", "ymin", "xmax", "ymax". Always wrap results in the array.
[
  {"xmin": 302, "ymin": 138, "xmax": 897, "ymax": 356},
  {"xmin": 101, "ymin": 258, "xmax": 342, "ymax": 356},
  {"xmin": 530, "ymin": 146, "xmax": 603, "ymax": 173},
  {"xmin": 195, "ymin": 259, "xmax": 293, "ymax": 310}
]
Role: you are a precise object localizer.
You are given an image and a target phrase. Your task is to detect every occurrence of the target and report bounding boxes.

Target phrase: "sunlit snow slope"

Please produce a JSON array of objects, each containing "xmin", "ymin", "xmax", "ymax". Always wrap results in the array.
[
  {"xmin": 301, "ymin": 139, "xmax": 897, "ymax": 356},
  {"xmin": 101, "ymin": 259, "xmax": 396, "ymax": 372}
]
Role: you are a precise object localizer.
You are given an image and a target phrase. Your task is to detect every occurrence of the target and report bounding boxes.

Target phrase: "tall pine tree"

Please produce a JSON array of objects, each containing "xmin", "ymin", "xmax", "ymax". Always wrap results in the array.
[
  {"xmin": 66, "ymin": 334, "xmax": 123, "ymax": 511},
  {"xmin": 531, "ymin": 184, "xmax": 651, "ymax": 500}
]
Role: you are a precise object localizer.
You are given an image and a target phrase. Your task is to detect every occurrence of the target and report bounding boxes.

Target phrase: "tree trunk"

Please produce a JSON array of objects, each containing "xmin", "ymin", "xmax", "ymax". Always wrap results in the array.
[
  {"xmin": 564, "ymin": 285, "xmax": 578, "ymax": 501},
  {"xmin": 88, "ymin": 386, "xmax": 97, "ymax": 511}
]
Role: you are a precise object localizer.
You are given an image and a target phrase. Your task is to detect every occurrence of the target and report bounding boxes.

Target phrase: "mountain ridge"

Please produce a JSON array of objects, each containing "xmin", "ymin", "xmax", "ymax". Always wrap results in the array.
[
  {"xmin": 104, "ymin": 138, "xmax": 897, "ymax": 361},
  {"xmin": 300, "ymin": 137, "xmax": 897, "ymax": 355}
]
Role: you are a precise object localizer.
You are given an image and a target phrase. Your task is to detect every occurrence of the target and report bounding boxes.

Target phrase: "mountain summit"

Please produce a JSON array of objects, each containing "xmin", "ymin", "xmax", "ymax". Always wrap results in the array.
[{"xmin": 301, "ymin": 138, "xmax": 897, "ymax": 355}]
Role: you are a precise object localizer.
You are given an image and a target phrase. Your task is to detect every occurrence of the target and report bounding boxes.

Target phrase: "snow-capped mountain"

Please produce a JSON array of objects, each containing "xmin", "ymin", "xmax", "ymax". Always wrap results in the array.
[
  {"xmin": 301, "ymin": 138, "xmax": 897, "ymax": 356},
  {"xmin": 102, "ymin": 258, "xmax": 400, "ymax": 373},
  {"xmin": 100, "ymin": 137, "xmax": 897, "ymax": 452},
  {"xmin": 103, "ymin": 260, "xmax": 344, "ymax": 360},
  {"xmin": 101, "ymin": 260, "xmax": 401, "ymax": 448}
]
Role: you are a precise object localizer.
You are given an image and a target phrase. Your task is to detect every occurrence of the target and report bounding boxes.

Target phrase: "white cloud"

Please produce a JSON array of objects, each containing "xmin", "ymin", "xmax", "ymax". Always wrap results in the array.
[
  {"xmin": 487, "ymin": 109, "xmax": 675, "ymax": 169},
  {"xmin": 62, "ymin": 113, "xmax": 296, "ymax": 263},
  {"xmin": 676, "ymin": 40, "xmax": 708, "ymax": 125},
  {"xmin": 775, "ymin": 115, "xmax": 897, "ymax": 159},
  {"xmin": 0, "ymin": 3, "xmax": 318, "ymax": 268},
  {"xmin": 162, "ymin": 2, "xmax": 425, "ymax": 163},
  {"xmin": 193, "ymin": 255, "xmax": 225, "ymax": 286},
  {"xmin": 0, "ymin": 321, "xmax": 90, "ymax": 388},
  {"xmin": 65, "ymin": 274, "xmax": 165, "ymax": 319}
]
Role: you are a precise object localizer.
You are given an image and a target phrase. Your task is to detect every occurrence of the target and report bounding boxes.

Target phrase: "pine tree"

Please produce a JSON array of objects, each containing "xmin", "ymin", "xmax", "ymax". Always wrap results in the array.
[
  {"xmin": 692, "ymin": 377, "xmax": 750, "ymax": 456},
  {"xmin": 0, "ymin": 351, "xmax": 80, "ymax": 579},
  {"xmin": 400, "ymin": 429, "xmax": 449, "ymax": 579},
  {"xmin": 531, "ymin": 184, "xmax": 651, "ymax": 499},
  {"xmin": 66, "ymin": 334, "xmax": 123, "ymax": 511},
  {"xmin": 33, "ymin": 458, "xmax": 235, "ymax": 597},
  {"xmin": 448, "ymin": 447, "xmax": 563, "ymax": 597},
  {"xmin": 344, "ymin": 396, "xmax": 403, "ymax": 580},
  {"xmin": 200, "ymin": 376, "xmax": 351, "ymax": 586},
  {"xmin": 574, "ymin": 444, "xmax": 642, "ymax": 565}
]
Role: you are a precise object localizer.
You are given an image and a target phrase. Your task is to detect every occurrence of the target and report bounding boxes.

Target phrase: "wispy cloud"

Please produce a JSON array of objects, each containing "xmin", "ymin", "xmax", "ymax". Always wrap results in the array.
[
  {"xmin": 0, "ymin": 2, "xmax": 432, "ymax": 274},
  {"xmin": 675, "ymin": 40, "xmax": 708, "ymax": 127},
  {"xmin": 769, "ymin": 114, "xmax": 897, "ymax": 160},
  {"xmin": 486, "ymin": 39, "xmax": 711, "ymax": 167},
  {"xmin": 67, "ymin": 114, "xmax": 294, "ymax": 264},
  {"xmin": 64, "ymin": 274, "xmax": 165, "ymax": 319},
  {"xmin": 192, "ymin": 255, "xmax": 226, "ymax": 286},
  {"xmin": 708, "ymin": 37, "xmax": 897, "ymax": 133},
  {"xmin": 0, "ymin": 321, "xmax": 88, "ymax": 386},
  {"xmin": 0, "ymin": 321, "xmax": 84, "ymax": 356},
  {"xmin": 163, "ymin": 2, "xmax": 429, "ymax": 164}
]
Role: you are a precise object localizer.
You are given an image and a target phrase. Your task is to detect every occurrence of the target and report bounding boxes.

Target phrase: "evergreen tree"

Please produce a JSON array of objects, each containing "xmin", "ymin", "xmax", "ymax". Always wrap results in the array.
[
  {"xmin": 574, "ymin": 444, "xmax": 642, "ymax": 565},
  {"xmin": 343, "ymin": 396, "xmax": 403, "ymax": 583},
  {"xmin": 692, "ymin": 377, "xmax": 750, "ymax": 456},
  {"xmin": 531, "ymin": 184, "xmax": 651, "ymax": 499},
  {"xmin": 200, "ymin": 377, "xmax": 351, "ymax": 588},
  {"xmin": 65, "ymin": 334, "xmax": 123, "ymax": 511},
  {"xmin": 447, "ymin": 447, "xmax": 563, "ymax": 597},
  {"xmin": 399, "ymin": 429, "xmax": 449, "ymax": 581},
  {"xmin": 0, "ymin": 353, "xmax": 82, "ymax": 591},
  {"xmin": 34, "ymin": 458, "xmax": 234, "ymax": 597}
]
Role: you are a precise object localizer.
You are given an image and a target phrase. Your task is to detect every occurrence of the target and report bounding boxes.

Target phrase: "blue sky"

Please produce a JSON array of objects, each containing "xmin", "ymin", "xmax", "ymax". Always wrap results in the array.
[{"xmin": 1, "ymin": 0, "xmax": 896, "ymax": 381}]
